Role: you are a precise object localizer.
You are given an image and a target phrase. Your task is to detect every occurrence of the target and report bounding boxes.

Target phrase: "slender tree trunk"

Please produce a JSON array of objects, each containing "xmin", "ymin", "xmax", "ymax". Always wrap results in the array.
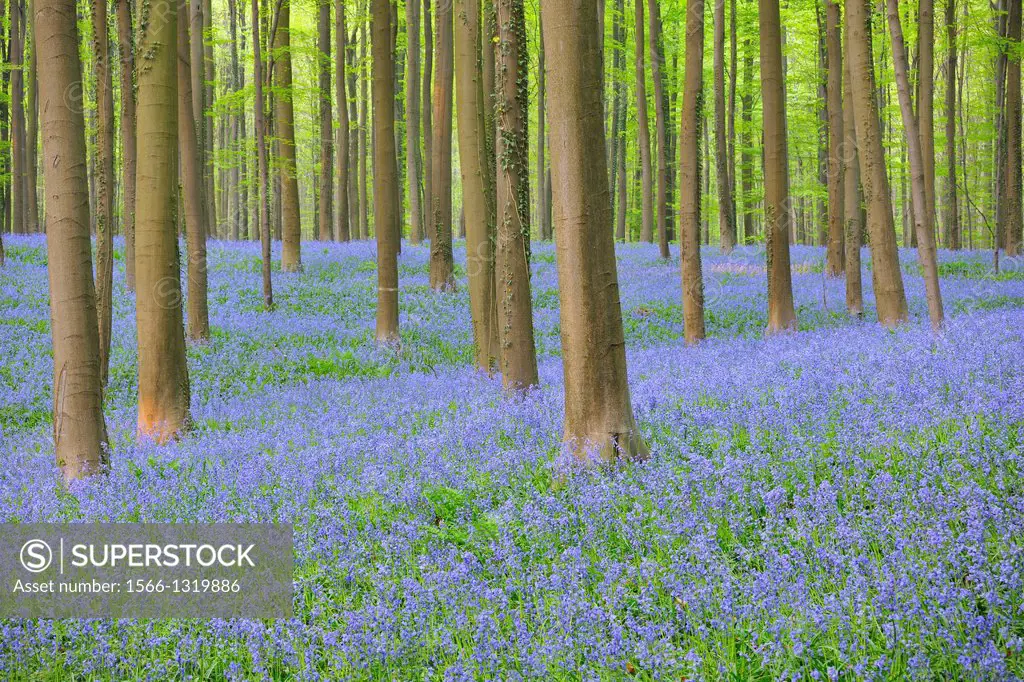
[
  {"xmin": 348, "ymin": 28, "xmax": 359, "ymax": 236},
  {"xmin": 455, "ymin": 0, "xmax": 499, "ymax": 370},
  {"xmin": 920, "ymin": 0, "xmax": 937, "ymax": 247},
  {"xmin": 179, "ymin": 0, "xmax": 211, "ymax": 341},
  {"xmin": 886, "ymin": 0, "xmax": 944, "ymax": 327},
  {"xmin": 727, "ymin": 0, "xmax": 737, "ymax": 222},
  {"xmin": 203, "ymin": 0, "xmax": 215, "ymax": 229},
  {"xmin": 252, "ymin": 0, "xmax": 273, "ymax": 308},
  {"xmin": 406, "ymin": 0, "xmax": 423, "ymax": 243},
  {"xmin": 429, "ymin": 0, "xmax": 455, "ymax": 288},
  {"xmin": 494, "ymin": 0, "xmax": 538, "ymax": 389},
  {"xmin": 136, "ymin": 0, "xmax": 191, "ymax": 441},
  {"xmin": 714, "ymin": 0, "xmax": 736, "ymax": 252},
  {"xmin": 274, "ymin": 0, "xmax": 303, "ymax": 269},
  {"xmin": 116, "ymin": 0, "xmax": 136, "ymax": 289},
  {"xmin": 0, "ymin": 0, "xmax": 9, "ymax": 247},
  {"xmin": 24, "ymin": 0, "xmax": 38, "ymax": 234},
  {"xmin": 946, "ymin": 0, "xmax": 960, "ymax": 249},
  {"xmin": 648, "ymin": 0, "xmax": 670, "ymax": 258},
  {"xmin": 359, "ymin": 18, "xmax": 369, "ymax": 239},
  {"xmin": 759, "ymin": 0, "xmax": 797, "ymax": 332},
  {"xmin": 825, "ymin": 0, "xmax": 844, "ymax": 275},
  {"xmin": 90, "ymin": 0, "xmax": 115, "ymax": 384},
  {"xmin": 35, "ymin": 0, "xmax": 109, "ymax": 479},
  {"xmin": 842, "ymin": 22, "xmax": 863, "ymax": 315},
  {"xmin": 317, "ymin": 0, "xmax": 333, "ymax": 241},
  {"xmin": 336, "ymin": 0, "xmax": 350, "ymax": 241},
  {"xmin": 541, "ymin": 0, "xmax": 647, "ymax": 463},
  {"xmin": 740, "ymin": 39, "xmax": 754, "ymax": 242},
  {"xmin": 372, "ymin": 0, "xmax": 400, "ymax": 339},
  {"xmin": 847, "ymin": 0, "xmax": 907, "ymax": 325},
  {"xmin": 190, "ymin": 0, "xmax": 206, "ymax": 229},
  {"xmin": 1006, "ymin": 0, "xmax": 1023, "ymax": 255},
  {"xmin": 228, "ymin": 0, "xmax": 241, "ymax": 239},
  {"xmin": 10, "ymin": 0, "xmax": 25, "ymax": 235},
  {"xmin": 422, "ymin": 0, "xmax": 433, "ymax": 241},
  {"xmin": 536, "ymin": 14, "xmax": 549, "ymax": 240},
  {"xmin": 680, "ymin": 0, "xmax": 706, "ymax": 344},
  {"xmin": 634, "ymin": 0, "xmax": 654, "ymax": 243}
]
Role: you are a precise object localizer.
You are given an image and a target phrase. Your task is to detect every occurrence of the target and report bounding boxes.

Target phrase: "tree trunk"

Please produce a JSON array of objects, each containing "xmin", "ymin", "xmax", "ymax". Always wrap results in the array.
[
  {"xmin": 1006, "ymin": 0, "xmax": 1023, "ymax": 255},
  {"xmin": 359, "ymin": 18, "xmax": 369, "ymax": 239},
  {"xmin": 536, "ymin": 13, "xmax": 549, "ymax": 240},
  {"xmin": 648, "ymin": 0, "xmax": 670, "ymax": 258},
  {"xmin": 179, "ymin": 0, "xmax": 211, "ymax": 341},
  {"xmin": 842, "ymin": 21, "xmax": 863, "ymax": 316},
  {"xmin": 136, "ymin": 0, "xmax": 191, "ymax": 441},
  {"xmin": 633, "ymin": 0, "xmax": 653, "ymax": 243},
  {"xmin": 252, "ymin": 0, "xmax": 273, "ymax": 308},
  {"xmin": 35, "ymin": 0, "xmax": 109, "ymax": 479},
  {"xmin": 494, "ymin": 0, "xmax": 539, "ymax": 390},
  {"xmin": 455, "ymin": 0, "xmax": 499, "ymax": 370},
  {"xmin": 714, "ymin": 0, "xmax": 736, "ymax": 252},
  {"xmin": 372, "ymin": 0, "xmax": 400, "ymax": 339},
  {"xmin": 824, "ymin": 0, "xmax": 844, "ymax": 275},
  {"xmin": 116, "ymin": 0, "xmax": 137, "ymax": 289},
  {"xmin": 406, "ymin": 0, "xmax": 422, "ymax": 243},
  {"xmin": 348, "ymin": 28, "xmax": 359, "ymax": 236},
  {"xmin": 314, "ymin": 0, "xmax": 332, "ymax": 240},
  {"xmin": 541, "ymin": 0, "xmax": 647, "ymax": 463},
  {"xmin": 422, "ymin": 0, "xmax": 433, "ymax": 241},
  {"xmin": 24, "ymin": 0, "xmax": 38, "ymax": 234},
  {"xmin": 429, "ymin": 0, "xmax": 455, "ymax": 288},
  {"xmin": 336, "ymin": 0, "xmax": 350, "ymax": 241},
  {"xmin": 91, "ymin": 0, "xmax": 115, "ymax": 385},
  {"xmin": 680, "ymin": 0, "xmax": 706, "ymax": 344},
  {"xmin": 740, "ymin": 39, "xmax": 754, "ymax": 242},
  {"xmin": 920, "ymin": 0, "xmax": 937, "ymax": 248},
  {"xmin": 759, "ymin": 0, "xmax": 797, "ymax": 332},
  {"xmin": 275, "ymin": 0, "xmax": 303, "ymax": 269},
  {"xmin": 10, "ymin": 0, "xmax": 25, "ymax": 235},
  {"xmin": 886, "ymin": 0, "xmax": 944, "ymax": 327},
  {"xmin": 945, "ymin": 0, "xmax": 959, "ymax": 249},
  {"xmin": 846, "ymin": 0, "xmax": 907, "ymax": 325}
]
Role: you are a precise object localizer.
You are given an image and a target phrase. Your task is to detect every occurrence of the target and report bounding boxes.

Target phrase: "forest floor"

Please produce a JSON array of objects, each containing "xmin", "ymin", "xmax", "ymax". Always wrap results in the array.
[{"xmin": 1, "ymin": 236, "xmax": 1024, "ymax": 679}]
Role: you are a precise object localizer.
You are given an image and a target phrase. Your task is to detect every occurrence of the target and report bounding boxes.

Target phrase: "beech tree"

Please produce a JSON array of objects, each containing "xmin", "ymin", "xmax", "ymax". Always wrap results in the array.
[
  {"xmin": 372, "ymin": 0, "xmax": 400, "ymax": 340},
  {"xmin": 846, "ymin": 0, "xmax": 907, "ymax": 325},
  {"xmin": 541, "ymin": 0, "xmax": 647, "ymax": 462},
  {"xmin": 253, "ymin": 0, "xmax": 273, "ymax": 309},
  {"xmin": 824, "ymin": 0, "xmax": 844, "ymax": 276},
  {"xmin": 714, "ymin": 0, "xmax": 736, "ymax": 253},
  {"xmin": 115, "ymin": 0, "xmax": 136, "ymax": 290},
  {"xmin": 336, "ymin": 0, "xmax": 351, "ymax": 241},
  {"xmin": 318, "ymin": 0, "xmax": 333, "ymax": 241},
  {"xmin": 429, "ymin": 0, "xmax": 456, "ymax": 289},
  {"xmin": 634, "ymin": 0, "xmax": 654, "ymax": 244},
  {"xmin": 680, "ymin": 0, "xmax": 706, "ymax": 344},
  {"xmin": 406, "ymin": 0, "xmax": 423, "ymax": 243},
  {"xmin": 35, "ymin": 0, "xmax": 109, "ymax": 479},
  {"xmin": 1005, "ymin": 0, "xmax": 1023, "ymax": 256},
  {"xmin": 842, "ymin": 19, "xmax": 863, "ymax": 315},
  {"xmin": 89, "ymin": 0, "xmax": 114, "ymax": 384},
  {"xmin": 759, "ymin": 0, "xmax": 797, "ymax": 332},
  {"xmin": 274, "ymin": 0, "xmax": 303, "ymax": 270},
  {"xmin": 136, "ymin": 0, "xmax": 191, "ymax": 441}
]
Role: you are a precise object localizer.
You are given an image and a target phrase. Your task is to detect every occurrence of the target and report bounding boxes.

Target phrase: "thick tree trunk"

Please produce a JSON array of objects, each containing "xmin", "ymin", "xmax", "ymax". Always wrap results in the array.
[
  {"xmin": 679, "ymin": 0, "xmax": 706, "ymax": 344},
  {"xmin": 116, "ymin": 0, "xmax": 137, "ymax": 289},
  {"xmin": 252, "ymin": 0, "xmax": 273, "ymax": 308},
  {"xmin": 372, "ymin": 0, "xmax": 400, "ymax": 340},
  {"xmin": 759, "ymin": 0, "xmax": 797, "ymax": 332},
  {"xmin": 406, "ymin": 0, "xmax": 423, "ymax": 243},
  {"xmin": 336, "ymin": 0, "xmax": 350, "ymax": 241},
  {"xmin": 89, "ymin": 0, "xmax": 116, "ymax": 384},
  {"xmin": 1006, "ymin": 0, "xmax": 1023, "ymax": 255},
  {"xmin": 886, "ymin": 0, "xmax": 945, "ymax": 328},
  {"xmin": 316, "ymin": 0, "xmax": 332, "ymax": 241},
  {"xmin": 35, "ymin": 0, "xmax": 109, "ymax": 479},
  {"xmin": 136, "ymin": 0, "xmax": 191, "ymax": 441},
  {"xmin": 455, "ymin": 0, "xmax": 499, "ymax": 370},
  {"xmin": 275, "ymin": 0, "xmax": 303, "ymax": 269},
  {"xmin": 429, "ymin": 0, "xmax": 455, "ymax": 288},
  {"xmin": 541, "ymin": 0, "xmax": 647, "ymax": 463},
  {"xmin": 178, "ymin": 0, "xmax": 211, "ymax": 341},
  {"xmin": 825, "ymin": 0, "xmax": 844, "ymax": 275},
  {"xmin": 842, "ymin": 21, "xmax": 863, "ymax": 316},
  {"xmin": 633, "ymin": 0, "xmax": 653, "ymax": 243},
  {"xmin": 846, "ymin": 0, "xmax": 907, "ymax": 325},
  {"xmin": 494, "ymin": 0, "xmax": 538, "ymax": 390},
  {"xmin": 648, "ymin": 0, "xmax": 670, "ymax": 258},
  {"xmin": 714, "ymin": 0, "xmax": 736, "ymax": 252},
  {"xmin": 945, "ymin": 0, "xmax": 960, "ymax": 249}
]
